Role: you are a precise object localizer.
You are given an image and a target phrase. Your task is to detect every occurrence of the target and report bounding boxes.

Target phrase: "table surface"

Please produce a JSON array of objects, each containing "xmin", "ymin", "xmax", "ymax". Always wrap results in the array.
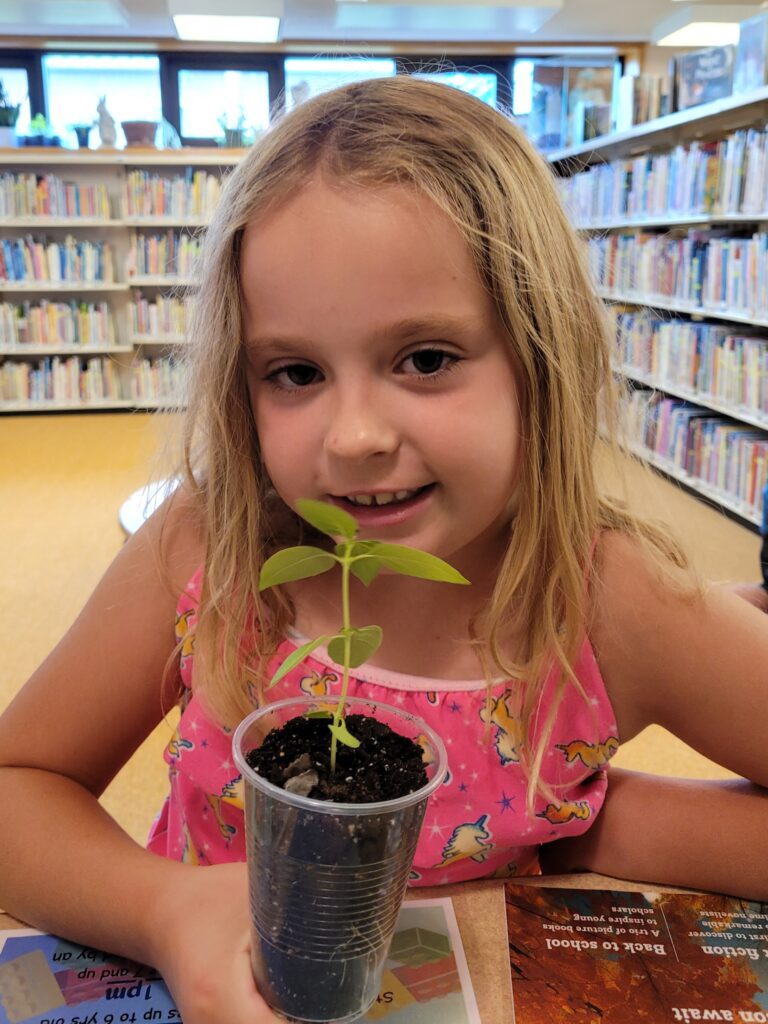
[{"xmin": 0, "ymin": 872, "xmax": 691, "ymax": 1024}]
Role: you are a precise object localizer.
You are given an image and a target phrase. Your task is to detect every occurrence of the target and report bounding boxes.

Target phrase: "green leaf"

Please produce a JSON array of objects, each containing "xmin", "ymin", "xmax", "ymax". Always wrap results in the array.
[
  {"xmin": 259, "ymin": 546, "xmax": 336, "ymax": 590},
  {"xmin": 296, "ymin": 499, "xmax": 358, "ymax": 541},
  {"xmin": 333, "ymin": 540, "xmax": 381, "ymax": 585},
  {"xmin": 266, "ymin": 635, "xmax": 333, "ymax": 689},
  {"xmin": 327, "ymin": 625, "xmax": 383, "ymax": 668},
  {"xmin": 305, "ymin": 709, "xmax": 333, "ymax": 720},
  {"xmin": 329, "ymin": 719, "xmax": 360, "ymax": 749},
  {"xmin": 363, "ymin": 542, "xmax": 471, "ymax": 585},
  {"xmin": 349, "ymin": 557, "xmax": 382, "ymax": 586}
]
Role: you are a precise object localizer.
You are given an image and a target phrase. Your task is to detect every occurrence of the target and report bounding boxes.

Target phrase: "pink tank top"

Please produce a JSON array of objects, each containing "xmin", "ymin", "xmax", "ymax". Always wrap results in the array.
[{"xmin": 147, "ymin": 567, "xmax": 619, "ymax": 885}]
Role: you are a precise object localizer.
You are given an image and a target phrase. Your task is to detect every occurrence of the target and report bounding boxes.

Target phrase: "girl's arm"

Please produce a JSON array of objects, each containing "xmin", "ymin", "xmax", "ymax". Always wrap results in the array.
[
  {"xmin": 728, "ymin": 581, "xmax": 768, "ymax": 613},
  {"xmin": 543, "ymin": 531, "xmax": 768, "ymax": 899},
  {"xmin": 0, "ymin": 492, "xmax": 277, "ymax": 1023}
]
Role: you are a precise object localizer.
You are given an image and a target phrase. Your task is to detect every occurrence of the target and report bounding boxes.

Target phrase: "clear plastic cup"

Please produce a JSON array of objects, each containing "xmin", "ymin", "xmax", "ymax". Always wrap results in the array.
[{"xmin": 232, "ymin": 695, "xmax": 448, "ymax": 1024}]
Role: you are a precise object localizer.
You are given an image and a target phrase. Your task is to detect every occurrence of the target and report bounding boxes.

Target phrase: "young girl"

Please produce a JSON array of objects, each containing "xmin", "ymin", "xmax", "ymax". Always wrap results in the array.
[{"xmin": 1, "ymin": 77, "xmax": 767, "ymax": 1024}]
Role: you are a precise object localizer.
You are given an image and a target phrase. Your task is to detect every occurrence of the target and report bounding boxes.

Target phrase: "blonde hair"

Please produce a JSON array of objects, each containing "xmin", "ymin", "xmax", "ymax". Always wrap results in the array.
[{"xmin": 175, "ymin": 75, "xmax": 686, "ymax": 805}]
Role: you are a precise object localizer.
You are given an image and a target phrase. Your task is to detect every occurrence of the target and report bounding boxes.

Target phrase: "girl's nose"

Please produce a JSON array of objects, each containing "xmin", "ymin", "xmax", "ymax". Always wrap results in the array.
[{"xmin": 324, "ymin": 392, "xmax": 399, "ymax": 462}]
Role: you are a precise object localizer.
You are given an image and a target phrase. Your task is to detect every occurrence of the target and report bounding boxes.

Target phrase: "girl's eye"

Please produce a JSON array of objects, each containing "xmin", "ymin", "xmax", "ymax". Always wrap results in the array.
[
  {"xmin": 264, "ymin": 363, "xmax": 322, "ymax": 390},
  {"xmin": 399, "ymin": 347, "xmax": 460, "ymax": 379}
]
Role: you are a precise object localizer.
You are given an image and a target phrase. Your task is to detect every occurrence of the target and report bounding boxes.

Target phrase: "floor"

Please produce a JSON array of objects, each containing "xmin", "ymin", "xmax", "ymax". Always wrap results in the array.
[{"xmin": 0, "ymin": 413, "xmax": 762, "ymax": 844}]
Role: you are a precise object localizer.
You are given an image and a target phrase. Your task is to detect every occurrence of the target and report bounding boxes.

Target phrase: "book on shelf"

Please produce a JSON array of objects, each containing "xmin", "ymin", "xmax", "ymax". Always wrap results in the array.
[
  {"xmin": 613, "ymin": 72, "xmax": 636, "ymax": 132},
  {"xmin": 0, "ymin": 897, "xmax": 480, "ymax": 1024},
  {"xmin": 0, "ymin": 355, "xmax": 125, "ymax": 405},
  {"xmin": 122, "ymin": 168, "xmax": 221, "ymax": 219},
  {"xmin": 619, "ymin": 388, "xmax": 768, "ymax": 520},
  {"xmin": 0, "ymin": 173, "xmax": 111, "ymax": 220},
  {"xmin": 560, "ymin": 126, "xmax": 768, "ymax": 224},
  {"xmin": 676, "ymin": 45, "xmax": 735, "ymax": 112},
  {"xmin": 734, "ymin": 11, "xmax": 768, "ymax": 96},
  {"xmin": 0, "ymin": 299, "xmax": 116, "ymax": 348},
  {"xmin": 505, "ymin": 882, "xmax": 768, "ymax": 1023},
  {"xmin": 587, "ymin": 229, "xmax": 768, "ymax": 321},
  {"xmin": 633, "ymin": 73, "xmax": 664, "ymax": 126},
  {"xmin": 0, "ymin": 236, "xmax": 114, "ymax": 285}
]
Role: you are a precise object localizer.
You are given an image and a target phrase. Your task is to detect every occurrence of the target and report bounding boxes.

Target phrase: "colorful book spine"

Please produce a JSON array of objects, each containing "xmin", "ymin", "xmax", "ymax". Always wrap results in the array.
[
  {"xmin": 0, "ymin": 355, "xmax": 125, "ymax": 403},
  {"xmin": 121, "ymin": 170, "xmax": 222, "ymax": 219},
  {"xmin": 561, "ymin": 127, "xmax": 768, "ymax": 225}
]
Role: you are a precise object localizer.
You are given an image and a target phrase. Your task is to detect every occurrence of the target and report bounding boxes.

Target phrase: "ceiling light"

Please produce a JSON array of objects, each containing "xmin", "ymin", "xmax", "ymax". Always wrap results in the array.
[
  {"xmin": 655, "ymin": 21, "xmax": 740, "ymax": 45},
  {"xmin": 169, "ymin": 0, "xmax": 282, "ymax": 42},
  {"xmin": 651, "ymin": 4, "xmax": 759, "ymax": 46},
  {"xmin": 173, "ymin": 14, "xmax": 280, "ymax": 42}
]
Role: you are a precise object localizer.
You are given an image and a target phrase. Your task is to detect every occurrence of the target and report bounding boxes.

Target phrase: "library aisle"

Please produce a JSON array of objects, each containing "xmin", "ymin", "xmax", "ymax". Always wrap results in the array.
[{"xmin": 0, "ymin": 413, "xmax": 761, "ymax": 844}]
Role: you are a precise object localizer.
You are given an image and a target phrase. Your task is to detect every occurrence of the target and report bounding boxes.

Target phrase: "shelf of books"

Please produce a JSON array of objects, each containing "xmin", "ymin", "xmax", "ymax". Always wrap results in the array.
[
  {"xmin": 553, "ymin": 90, "xmax": 768, "ymax": 529},
  {"xmin": 548, "ymin": 83, "xmax": 768, "ymax": 167},
  {"xmin": 0, "ymin": 149, "xmax": 233, "ymax": 413}
]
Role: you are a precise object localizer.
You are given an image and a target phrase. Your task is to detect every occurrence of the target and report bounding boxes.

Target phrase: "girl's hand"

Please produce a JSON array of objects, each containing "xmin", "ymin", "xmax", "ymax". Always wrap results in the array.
[{"xmin": 150, "ymin": 862, "xmax": 281, "ymax": 1024}]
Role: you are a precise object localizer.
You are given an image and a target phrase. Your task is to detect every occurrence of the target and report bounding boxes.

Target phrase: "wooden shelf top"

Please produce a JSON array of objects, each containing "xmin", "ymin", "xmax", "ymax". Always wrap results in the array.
[{"xmin": 0, "ymin": 146, "xmax": 244, "ymax": 167}]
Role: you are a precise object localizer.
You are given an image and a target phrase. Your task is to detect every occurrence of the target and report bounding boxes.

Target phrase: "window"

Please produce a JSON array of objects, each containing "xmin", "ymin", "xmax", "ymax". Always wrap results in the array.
[
  {"xmin": 42, "ymin": 53, "xmax": 162, "ymax": 148},
  {"xmin": 284, "ymin": 57, "xmax": 396, "ymax": 108},
  {"xmin": 413, "ymin": 69, "xmax": 498, "ymax": 107},
  {"xmin": 513, "ymin": 57, "xmax": 618, "ymax": 151},
  {"xmin": 0, "ymin": 67, "xmax": 31, "ymax": 134},
  {"xmin": 178, "ymin": 69, "xmax": 271, "ymax": 143}
]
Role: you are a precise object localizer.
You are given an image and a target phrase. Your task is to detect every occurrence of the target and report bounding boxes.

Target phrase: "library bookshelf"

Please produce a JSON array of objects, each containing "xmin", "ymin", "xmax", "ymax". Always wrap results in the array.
[
  {"xmin": 551, "ymin": 87, "xmax": 768, "ymax": 531},
  {"xmin": 0, "ymin": 146, "xmax": 243, "ymax": 414}
]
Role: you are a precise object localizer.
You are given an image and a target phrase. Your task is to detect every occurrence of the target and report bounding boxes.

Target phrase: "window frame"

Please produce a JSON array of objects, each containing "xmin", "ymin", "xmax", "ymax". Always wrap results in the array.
[
  {"xmin": 395, "ymin": 56, "xmax": 513, "ymax": 111},
  {"xmin": 0, "ymin": 49, "xmax": 45, "ymax": 121},
  {"xmin": 162, "ymin": 52, "xmax": 285, "ymax": 146},
  {"xmin": 0, "ymin": 47, "xmax": 621, "ymax": 151}
]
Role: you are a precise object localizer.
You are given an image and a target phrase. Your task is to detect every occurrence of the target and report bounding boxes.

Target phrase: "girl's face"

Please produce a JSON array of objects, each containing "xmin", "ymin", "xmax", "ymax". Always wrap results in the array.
[{"xmin": 241, "ymin": 176, "xmax": 523, "ymax": 578}]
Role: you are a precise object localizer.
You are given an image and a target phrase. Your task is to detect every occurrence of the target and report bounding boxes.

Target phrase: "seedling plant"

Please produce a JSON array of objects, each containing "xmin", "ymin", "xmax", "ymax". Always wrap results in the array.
[{"xmin": 259, "ymin": 498, "xmax": 469, "ymax": 772}]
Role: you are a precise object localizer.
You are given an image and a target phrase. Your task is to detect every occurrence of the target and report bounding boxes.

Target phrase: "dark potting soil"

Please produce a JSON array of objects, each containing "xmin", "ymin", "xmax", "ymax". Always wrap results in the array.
[{"xmin": 245, "ymin": 713, "xmax": 427, "ymax": 802}]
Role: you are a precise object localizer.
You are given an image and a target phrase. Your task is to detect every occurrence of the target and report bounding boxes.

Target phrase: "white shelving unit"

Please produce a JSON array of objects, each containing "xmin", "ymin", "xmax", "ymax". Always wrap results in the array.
[
  {"xmin": 0, "ymin": 146, "xmax": 241, "ymax": 414},
  {"xmin": 550, "ymin": 90, "xmax": 768, "ymax": 530},
  {"xmin": 548, "ymin": 84, "xmax": 768, "ymax": 166}
]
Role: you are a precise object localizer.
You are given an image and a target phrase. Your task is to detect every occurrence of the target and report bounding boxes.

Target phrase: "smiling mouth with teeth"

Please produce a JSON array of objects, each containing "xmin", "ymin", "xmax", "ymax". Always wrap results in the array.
[{"xmin": 342, "ymin": 487, "xmax": 426, "ymax": 508}]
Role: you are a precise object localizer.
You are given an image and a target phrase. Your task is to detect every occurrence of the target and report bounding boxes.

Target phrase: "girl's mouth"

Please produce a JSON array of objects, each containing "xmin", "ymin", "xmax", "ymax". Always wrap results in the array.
[{"xmin": 329, "ymin": 484, "xmax": 434, "ymax": 523}]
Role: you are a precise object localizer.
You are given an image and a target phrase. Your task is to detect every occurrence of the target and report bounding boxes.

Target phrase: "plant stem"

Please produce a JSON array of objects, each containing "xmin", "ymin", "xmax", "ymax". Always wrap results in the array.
[{"xmin": 330, "ymin": 544, "xmax": 352, "ymax": 774}]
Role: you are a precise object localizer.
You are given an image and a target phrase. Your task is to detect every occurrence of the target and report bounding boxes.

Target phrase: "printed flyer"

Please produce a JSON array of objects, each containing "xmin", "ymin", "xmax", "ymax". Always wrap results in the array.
[
  {"xmin": 0, "ymin": 898, "xmax": 479, "ymax": 1024},
  {"xmin": 505, "ymin": 883, "xmax": 768, "ymax": 1023}
]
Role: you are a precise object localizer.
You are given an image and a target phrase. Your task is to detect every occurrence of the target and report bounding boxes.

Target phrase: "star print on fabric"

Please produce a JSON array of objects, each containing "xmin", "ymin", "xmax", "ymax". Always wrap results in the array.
[
  {"xmin": 220, "ymin": 759, "xmax": 233, "ymax": 772},
  {"xmin": 428, "ymin": 821, "xmax": 448, "ymax": 838},
  {"xmin": 201, "ymin": 738, "xmax": 208, "ymax": 748},
  {"xmin": 458, "ymin": 782, "xmax": 468, "ymax": 792},
  {"xmin": 189, "ymin": 719, "xmax": 200, "ymax": 732},
  {"xmin": 449, "ymin": 700, "xmax": 461, "ymax": 713},
  {"xmin": 496, "ymin": 791, "xmax": 516, "ymax": 814}
]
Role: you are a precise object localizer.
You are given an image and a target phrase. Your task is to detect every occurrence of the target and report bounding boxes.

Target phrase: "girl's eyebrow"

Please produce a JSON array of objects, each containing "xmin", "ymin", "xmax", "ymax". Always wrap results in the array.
[{"xmin": 246, "ymin": 314, "xmax": 486, "ymax": 352}]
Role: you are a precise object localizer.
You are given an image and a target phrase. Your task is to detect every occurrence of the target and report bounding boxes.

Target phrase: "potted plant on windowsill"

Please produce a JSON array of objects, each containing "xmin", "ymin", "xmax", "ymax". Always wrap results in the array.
[
  {"xmin": 24, "ymin": 113, "xmax": 60, "ymax": 147},
  {"xmin": 217, "ymin": 108, "xmax": 247, "ymax": 148},
  {"xmin": 0, "ymin": 79, "xmax": 21, "ymax": 148},
  {"xmin": 232, "ymin": 499, "xmax": 467, "ymax": 1023}
]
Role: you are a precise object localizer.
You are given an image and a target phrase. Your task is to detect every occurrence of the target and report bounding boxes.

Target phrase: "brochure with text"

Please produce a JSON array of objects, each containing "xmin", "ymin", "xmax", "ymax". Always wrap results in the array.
[
  {"xmin": 505, "ymin": 883, "xmax": 768, "ymax": 1023},
  {"xmin": 0, "ymin": 898, "xmax": 479, "ymax": 1024}
]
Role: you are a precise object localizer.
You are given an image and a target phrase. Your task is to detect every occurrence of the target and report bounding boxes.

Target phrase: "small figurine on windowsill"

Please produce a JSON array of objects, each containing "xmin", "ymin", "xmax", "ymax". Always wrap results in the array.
[{"xmin": 96, "ymin": 95, "xmax": 116, "ymax": 148}]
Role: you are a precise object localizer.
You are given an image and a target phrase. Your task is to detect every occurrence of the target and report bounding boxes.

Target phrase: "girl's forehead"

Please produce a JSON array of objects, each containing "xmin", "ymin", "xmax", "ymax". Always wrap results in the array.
[{"xmin": 242, "ymin": 174, "xmax": 448, "ymax": 245}]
